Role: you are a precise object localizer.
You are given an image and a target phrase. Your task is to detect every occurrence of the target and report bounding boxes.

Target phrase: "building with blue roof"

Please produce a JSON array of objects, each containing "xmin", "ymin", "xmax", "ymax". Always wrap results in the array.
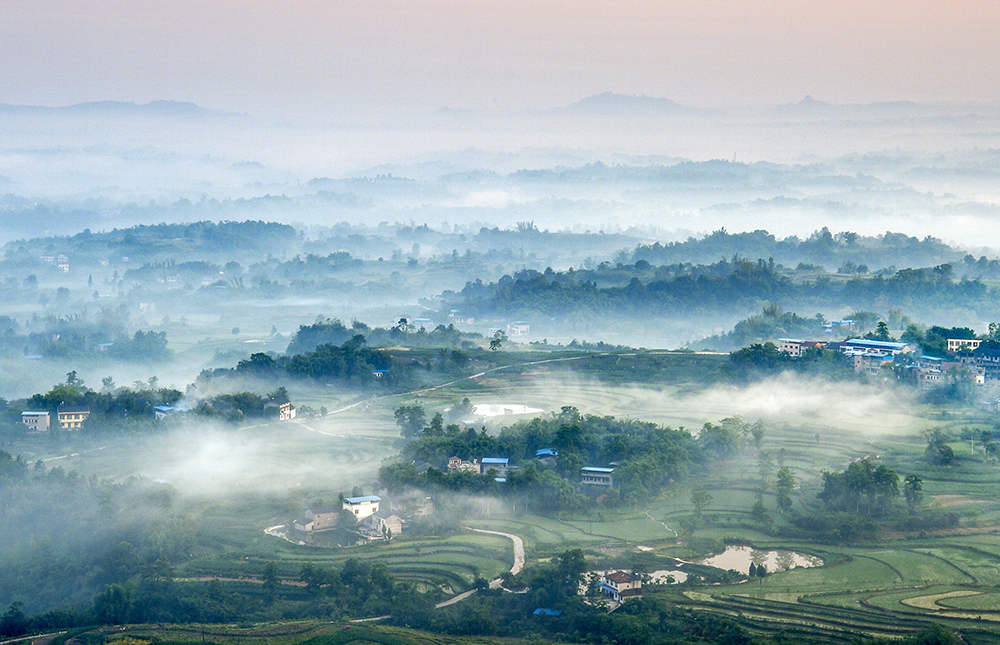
[
  {"xmin": 481, "ymin": 457, "xmax": 509, "ymax": 476},
  {"xmin": 343, "ymin": 495, "xmax": 382, "ymax": 519}
]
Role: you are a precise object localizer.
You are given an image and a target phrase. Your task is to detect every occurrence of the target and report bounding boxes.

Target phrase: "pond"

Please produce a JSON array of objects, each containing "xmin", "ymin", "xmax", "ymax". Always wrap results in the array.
[
  {"xmin": 649, "ymin": 569, "xmax": 688, "ymax": 584},
  {"xmin": 698, "ymin": 545, "xmax": 822, "ymax": 573}
]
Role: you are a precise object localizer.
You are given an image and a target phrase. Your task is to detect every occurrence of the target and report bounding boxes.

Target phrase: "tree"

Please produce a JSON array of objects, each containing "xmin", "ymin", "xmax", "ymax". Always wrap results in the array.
[
  {"xmin": 924, "ymin": 429, "xmax": 955, "ymax": 465},
  {"xmin": 750, "ymin": 500, "xmax": 769, "ymax": 523},
  {"xmin": 557, "ymin": 548, "xmax": 587, "ymax": 596},
  {"xmin": 691, "ymin": 488, "xmax": 712, "ymax": 519},
  {"xmin": 0, "ymin": 602, "xmax": 27, "ymax": 637},
  {"xmin": 93, "ymin": 584, "xmax": 131, "ymax": 624},
  {"xmin": 489, "ymin": 329, "xmax": 506, "ymax": 351},
  {"xmin": 904, "ymin": 474, "xmax": 924, "ymax": 511},
  {"xmin": 776, "ymin": 466, "xmax": 795, "ymax": 513},
  {"xmin": 262, "ymin": 562, "xmax": 278, "ymax": 604},
  {"xmin": 394, "ymin": 404, "xmax": 426, "ymax": 438}
]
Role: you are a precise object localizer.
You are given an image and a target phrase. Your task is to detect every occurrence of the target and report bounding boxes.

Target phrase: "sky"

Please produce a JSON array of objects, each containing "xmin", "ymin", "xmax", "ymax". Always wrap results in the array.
[{"xmin": 3, "ymin": 0, "xmax": 999, "ymax": 118}]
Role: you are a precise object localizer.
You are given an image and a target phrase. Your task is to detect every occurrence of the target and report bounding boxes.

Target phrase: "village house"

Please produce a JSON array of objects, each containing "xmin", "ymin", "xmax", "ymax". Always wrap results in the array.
[
  {"xmin": 448, "ymin": 456, "xmax": 481, "ymax": 473},
  {"xmin": 265, "ymin": 398, "xmax": 296, "ymax": 421},
  {"xmin": 343, "ymin": 495, "xmax": 381, "ymax": 520},
  {"xmin": 948, "ymin": 338, "xmax": 983, "ymax": 353},
  {"xmin": 839, "ymin": 339, "xmax": 913, "ymax": 357},
  {"xmin": 777, "ymin": 338, "xmax": 827, "ymax": 356},
  {"xmin": 600, "ymin": 571, "xmax": 642, "ymax": 602},
  {"xmin": 57, "ymin": 404, "xmax": 90, "ymax": 429},
  {"xmin": 293, "ymin": 505, "xmax": 340, "ymax": 532},
  {"xmin": 480, "ymin": 457, "xmax": 509, "ymax": 476},
  {"xmin": 962, "ymin": 346, "xmax": 1000, "ymax": 382},
  {"xmin": 778, "ymin": 338, "xmax": 805, "ymax": 356},
  {"xmin": 838, "ymin": 339, "xmax": 913, "ymax": 374},
  {"xmin": 21, "ymin": 411, "xmax": 50, "ymax": 432},
  {"xmin": 580, "ymin": 466, "xmax": 614, "ymax": 486},
  {"xmin": 364, "ymin": 507, "xmax": 407, "ymax": 540}
]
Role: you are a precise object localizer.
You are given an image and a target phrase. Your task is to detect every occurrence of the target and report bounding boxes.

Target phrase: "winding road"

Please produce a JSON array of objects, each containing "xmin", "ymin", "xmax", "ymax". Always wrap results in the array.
[
  {"xmin": 434, "ymin": 527, "xmax": 524, "ymax": 607},
  {"xmin": 350, "ymin": 526, "xmax": 526, "ymax": 620}
]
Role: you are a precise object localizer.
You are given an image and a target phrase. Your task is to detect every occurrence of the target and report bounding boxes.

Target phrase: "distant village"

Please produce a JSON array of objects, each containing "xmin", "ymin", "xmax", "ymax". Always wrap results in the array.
[{"xmin": 776, "ymin": 331, "xmax": 995, "ymax": 387}]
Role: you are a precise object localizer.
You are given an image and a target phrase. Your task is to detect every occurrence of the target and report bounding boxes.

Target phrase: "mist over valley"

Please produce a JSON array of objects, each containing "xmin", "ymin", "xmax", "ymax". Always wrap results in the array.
[{"xmin": 4, "ymin": 75, "xmax": 1000, "ymax": 645}]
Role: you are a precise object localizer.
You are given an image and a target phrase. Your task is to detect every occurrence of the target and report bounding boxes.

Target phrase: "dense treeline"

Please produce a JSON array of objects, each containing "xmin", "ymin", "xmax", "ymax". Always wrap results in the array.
[
  {"xmin": 199, "ymin": 339, "xmax": 404, "ymax": 389},
  {"xmin": 0, "ymin": 310, "xmax": 170, "ymax": 361},
  {"xmin": 286, "ymin": 318, "xmax": 479, "ymax": 354},
  {"xmin": 629, "ymin": 227, "xmax": 962, "ymax": 272},
  {"xmin": 4, "ymin": 221, "xmax": 297, "ymax": 262},
  {"xmin": 728, "ymin": 343, "xmax": 856, "ymax": 381},
  {"xmin": 442, "ymin": 256, "xmax": 995, "ymax": 326},
  {"xmin": 379, "ymin": 408, "xmax": 760, "ymax": 511},
  {"xmin": 0, "ymin": 372, "xmax": 183, "ymax": 435}
]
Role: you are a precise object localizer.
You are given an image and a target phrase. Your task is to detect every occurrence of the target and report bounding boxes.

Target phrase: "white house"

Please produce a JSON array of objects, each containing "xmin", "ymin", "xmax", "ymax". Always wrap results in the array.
[
  {"xmin": 21, "ymin": 411, "xmax": 50, "ymax": 432},
  {"xmin": 343, "ymin": 495, "xmax": 382, "ymax": 520},
  {"xmin": 948, "ymin": 338, "xmax": 983, "ymax": 353},
  {"xmin": 600, "ymin": 571, "xmax": 642, "ymax": 602}
]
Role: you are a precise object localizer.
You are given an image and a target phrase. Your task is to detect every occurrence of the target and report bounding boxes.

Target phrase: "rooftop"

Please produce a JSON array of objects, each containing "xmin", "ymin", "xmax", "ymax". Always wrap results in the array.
[
  {"xmin": 344, "ymin": 495, "xmax": 382, "ymax": 504},
  {"xmin": 842, "ymin": 339, "xmax": 909, "ymax": 350}
]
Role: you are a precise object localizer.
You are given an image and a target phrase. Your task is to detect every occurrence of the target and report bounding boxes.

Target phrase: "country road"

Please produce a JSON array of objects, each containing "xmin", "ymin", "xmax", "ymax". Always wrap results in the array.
[
  {"xmin": 347, "ymin": 526, "xmax": 526, "ymax": 620},
  {"xmin": 434, "ymin": 527, "xmax": 524, "ymax": 607}
]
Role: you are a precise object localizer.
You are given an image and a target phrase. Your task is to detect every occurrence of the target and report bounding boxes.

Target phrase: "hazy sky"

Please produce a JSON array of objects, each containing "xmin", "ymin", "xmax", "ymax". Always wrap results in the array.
[{"xmin": 4, "ymin": 0, "xmax": 999, "ymax": 118}]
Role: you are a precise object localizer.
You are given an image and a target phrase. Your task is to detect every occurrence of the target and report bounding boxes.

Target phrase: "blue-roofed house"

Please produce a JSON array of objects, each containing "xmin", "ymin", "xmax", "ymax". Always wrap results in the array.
[
  {"xmin": 536, "ymin": 448, "xmax": 558, "ymax": 466},
  {"xmin": 480, "ymin": 457, "xmax": 509, "ymax": 476},
  {"xmin": 533, "ymin": 608, "xmax": 562, "ymax": 616},
  {"xmin": 343, "ymin": 495, "xmax": 382, "ymax": 519}
]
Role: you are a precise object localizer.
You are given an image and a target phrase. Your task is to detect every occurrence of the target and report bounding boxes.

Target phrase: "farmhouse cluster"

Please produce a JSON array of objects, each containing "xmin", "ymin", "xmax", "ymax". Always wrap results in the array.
[
  {"xmin": 777, "ymin": 336, "xmax": 1000, "ymax": 386},
  {"xmin": 292, "ymin": 493, "xmax": 432, "ymax": 543}
]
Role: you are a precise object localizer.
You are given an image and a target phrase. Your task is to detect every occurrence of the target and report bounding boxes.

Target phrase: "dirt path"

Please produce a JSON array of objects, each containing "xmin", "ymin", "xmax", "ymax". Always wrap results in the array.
[{"xmin": 645, "ymin": 511, "xmax": 679, "ymax": 538}]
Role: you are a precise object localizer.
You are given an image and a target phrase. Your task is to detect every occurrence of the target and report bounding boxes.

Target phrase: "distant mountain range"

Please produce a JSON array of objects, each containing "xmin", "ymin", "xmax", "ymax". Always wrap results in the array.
[
  {"xmin": 552, "ymin": 92, "xmax": 701, "ymax": 116},
  {"xmin": 770, "ymin": 95, "xmax": 997, "ymax": 119},
  {"xmin": 0, "ymin": 100, "xmax": 237, "ymax": 117}
]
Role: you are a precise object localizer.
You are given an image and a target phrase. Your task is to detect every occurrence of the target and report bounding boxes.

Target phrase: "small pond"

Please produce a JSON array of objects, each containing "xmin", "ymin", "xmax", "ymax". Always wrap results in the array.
[
  {"xmin": 649, "ymin": 569, "xmax": 688, "ymax": 584},
  {"xmin": 698, "ymin": 545, "xmax": 822, "ymax": 573}
]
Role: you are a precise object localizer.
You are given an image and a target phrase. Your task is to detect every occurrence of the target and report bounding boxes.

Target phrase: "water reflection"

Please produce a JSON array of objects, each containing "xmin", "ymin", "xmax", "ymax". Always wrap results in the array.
[{"xmin": 699, "ymin": 545, "xmax": 822, "ymax": 572}]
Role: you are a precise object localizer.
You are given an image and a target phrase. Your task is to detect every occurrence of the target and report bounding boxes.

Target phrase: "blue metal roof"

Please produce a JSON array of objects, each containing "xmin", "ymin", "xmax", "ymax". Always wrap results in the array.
[
  {"xmin": 581, "ymin": 466, "xmax": 614, "ymax": 473},
  {"xmin": 843, "ymin": 339, "xmax": 909, "ymax": 351},
  {"xmin": 481, "ymin": 457, "xmax": 508, "ymax": 465},
  {"xmin": 533, "ymin": 608, "xmax": 562, "ymax": 616},
  {"xmin": 344, "ymin": 495, "xmax": 382, "ymax": 504}
]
